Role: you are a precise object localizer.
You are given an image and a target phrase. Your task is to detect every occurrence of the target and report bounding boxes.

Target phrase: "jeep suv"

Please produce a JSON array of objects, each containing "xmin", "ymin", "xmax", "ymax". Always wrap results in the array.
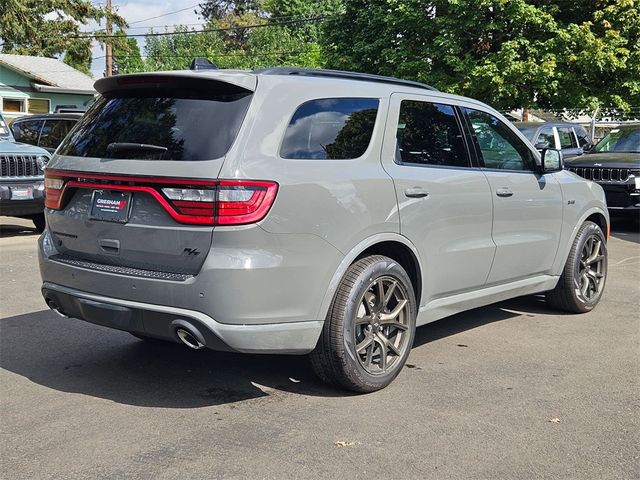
[
  {"xmin": 38, "ymin": 67, "xmax": 609, "ymax": 392},
  {"xmin": 0, "ymin": 113, "xmax": 51, "ymax": 231}
]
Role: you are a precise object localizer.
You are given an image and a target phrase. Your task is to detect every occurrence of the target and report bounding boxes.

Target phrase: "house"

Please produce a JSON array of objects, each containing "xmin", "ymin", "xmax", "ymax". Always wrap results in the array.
[{"xmin": 0, "ymin": 54, "xmax": 96, "ymax": 123}]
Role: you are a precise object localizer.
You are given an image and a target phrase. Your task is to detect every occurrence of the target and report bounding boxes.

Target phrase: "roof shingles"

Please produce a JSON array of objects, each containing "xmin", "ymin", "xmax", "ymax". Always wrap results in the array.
[{"xmin": 0, "ymin": 54, "xmax": 95, "ymax": 93}]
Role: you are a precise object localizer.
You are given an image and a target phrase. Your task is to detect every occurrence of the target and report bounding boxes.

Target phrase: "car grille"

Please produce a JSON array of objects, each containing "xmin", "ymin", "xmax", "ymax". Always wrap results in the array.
[
  {"xmin": 566, "ymin": 167, "xmax": 632, "ymax": 182},
  {"xmin": 0, "ymin": 155, "xmax": 43, "ymax": 178}
]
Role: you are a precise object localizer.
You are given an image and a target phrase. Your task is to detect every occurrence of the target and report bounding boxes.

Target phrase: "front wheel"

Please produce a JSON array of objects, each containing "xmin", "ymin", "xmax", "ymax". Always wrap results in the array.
[
  {"xmin": 546, "ymin": 221, "xmax": 608, "ymax": 313},
  {"xmin": 310, "ymin": 255, "xmax": 417, "ymax": 393}
]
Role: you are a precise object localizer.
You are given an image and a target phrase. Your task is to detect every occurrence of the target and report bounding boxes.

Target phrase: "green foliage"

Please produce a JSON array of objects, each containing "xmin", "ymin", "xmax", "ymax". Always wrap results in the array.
[
  {"xmin": 0, "ymin": 0, "xmax": 126, "ymax": 74},
  {"xmin": 323, "ymin": 0, "xmax": 639, "ymax": 112},
  {"xmin": 112, "ymin": 31, "xmax": 145, "ymax": 74}
]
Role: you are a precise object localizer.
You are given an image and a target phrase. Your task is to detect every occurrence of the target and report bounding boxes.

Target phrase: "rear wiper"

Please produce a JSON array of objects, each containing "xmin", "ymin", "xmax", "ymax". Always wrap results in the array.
[{"xmin": 106, "ymin": 142, "xmax": 168, "ymax": 154}]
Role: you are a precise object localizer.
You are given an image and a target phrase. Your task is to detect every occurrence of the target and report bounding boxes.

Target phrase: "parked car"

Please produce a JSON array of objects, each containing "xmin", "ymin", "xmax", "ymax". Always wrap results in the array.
[
  {"xmin": 565, "ymin": 124, "xmax": 640, "ymax": 217},
  {"xmin": 39, "ymin": 66, "xmax": 609, "ymax": 392},
  {"xmin": 0, "ymin": 113, "xmax": 50, "ymax": 231},
  {"xmin": 514, "ymin": 121, "xmax": 593, "ymax": 159},
  {"xmin": 11, "ymin": 113, "xmax": 81, "ymax": 153}
]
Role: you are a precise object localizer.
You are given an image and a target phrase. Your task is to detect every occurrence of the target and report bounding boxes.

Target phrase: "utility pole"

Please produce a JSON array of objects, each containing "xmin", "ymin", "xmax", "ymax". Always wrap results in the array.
[{"xmin": 105, "ymin": 0, "xmax": 113, "ymax": 77}]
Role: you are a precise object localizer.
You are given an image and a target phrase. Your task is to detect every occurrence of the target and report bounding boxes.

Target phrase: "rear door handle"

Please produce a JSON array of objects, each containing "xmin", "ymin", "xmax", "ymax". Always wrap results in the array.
[
  {"xmin": 404, "ymin": 187, "xmax": 429, "ymax": 198},
  {"xmin": 496, "ymin": 187, "xmax": 514, "ymax": 198}
]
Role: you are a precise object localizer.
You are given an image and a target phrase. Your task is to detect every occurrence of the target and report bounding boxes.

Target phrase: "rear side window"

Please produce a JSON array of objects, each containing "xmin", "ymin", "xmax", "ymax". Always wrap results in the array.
[
  {"xmin": 280, "ymin": 98, "xmax": 379, "ymax": 159},
  {"xmin": 557, "ymin": 127, "xmax": 577, "ymax": 148},
  {"xmin": 13, "ymin": 119, "xmax": 44, "ymax": 145},
  {"xmin": 396, "ymin": 101, "xmax": 469, "ymax": 167},
  {"xmin": 575, "ymin": 126, "xmax": 591, "ymax": 147},
  {"xmin": 57, "ymin": 88, "xmax": 252, "ymax": 160}
]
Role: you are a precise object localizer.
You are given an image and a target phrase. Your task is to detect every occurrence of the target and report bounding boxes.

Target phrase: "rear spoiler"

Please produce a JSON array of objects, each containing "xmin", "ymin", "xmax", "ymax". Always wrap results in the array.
[{"xmin": 94, "ymin": 71, "xmax": 257, "ymax": 95}]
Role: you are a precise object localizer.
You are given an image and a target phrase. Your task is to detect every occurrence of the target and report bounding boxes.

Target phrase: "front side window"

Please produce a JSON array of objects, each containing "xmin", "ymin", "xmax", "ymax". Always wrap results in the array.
[
  {"xmin": 280, "ymin": 98, "xmax": 379, "ymax": 159},
  {"xmin": 465, "ymin": 108, "xmax": 536, "ymax": 171},
  {"xmin": 40, "ymin": 119, "xmax": 77, "ymax": 150},
  {"xmin": 12, "ymin": 119, "xmax": 44, "ymax": 145},
  {"xmin": 557, "ymin": 127, "xmax": 577, "ymax": 148},
  {"xmin": 536, "ymin": 127, "xmax": 555, "ymax": 148},
  {"xmin": 396, "ymin": 101, "xmax": 469, "ymax": 167}
]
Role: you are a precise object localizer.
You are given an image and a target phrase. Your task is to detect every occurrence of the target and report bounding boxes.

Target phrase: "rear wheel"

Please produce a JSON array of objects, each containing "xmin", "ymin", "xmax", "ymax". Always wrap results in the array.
[
  {"xmin": 32, "ymin": 214, "xmax": 45, "ymax": 233},
  {"xmin": 310, "ymin": 255, "xmax": 417, "ymax": 393},
  {"xmin": 546, "ymin": 221, "xmax": 607, "ymax": 313}
]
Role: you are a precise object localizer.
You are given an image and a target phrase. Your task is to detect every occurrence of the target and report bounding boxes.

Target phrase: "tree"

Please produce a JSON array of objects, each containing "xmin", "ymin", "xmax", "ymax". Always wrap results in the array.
[
  {"xmin": 322, "ymin": 0, "xmax": 639, "ymax": 112},
  {"xmin": 112, "ymin": 31, "xmax": 144, "ymax": 74},
  {"xmin": 0, "ymin": 0, "xmax": 126, "ymax": 74}
]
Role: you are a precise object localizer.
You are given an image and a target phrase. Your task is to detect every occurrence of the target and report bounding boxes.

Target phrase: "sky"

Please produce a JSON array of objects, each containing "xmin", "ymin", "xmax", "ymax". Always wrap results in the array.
[{"xmin": 88, "ymin": 0, "xmax": 205, "ymax": 78}]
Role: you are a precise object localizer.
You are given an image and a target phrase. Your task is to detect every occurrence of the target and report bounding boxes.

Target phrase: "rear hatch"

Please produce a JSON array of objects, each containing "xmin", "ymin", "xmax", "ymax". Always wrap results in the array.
[{"xmin": 44, "ymin": 72, "xmax": 258, "ymax": 277}]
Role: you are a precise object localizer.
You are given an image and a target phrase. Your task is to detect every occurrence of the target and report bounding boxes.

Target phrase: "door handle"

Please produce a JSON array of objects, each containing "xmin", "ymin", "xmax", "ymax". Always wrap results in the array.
[
  {"xmin": 99, "ymin": 238, "xmax": 120, "ymax": 254},
  {"xmin": 404, "ymin": 187, "xmax": 429, "ymax": 198},
  {"xmin": 496, "ymin": 187, "xmax": 514, "ymax": 198}
]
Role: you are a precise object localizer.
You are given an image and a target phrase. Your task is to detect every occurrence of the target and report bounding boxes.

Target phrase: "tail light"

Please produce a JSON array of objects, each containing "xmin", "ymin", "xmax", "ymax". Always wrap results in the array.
[{"xmin": 44, "ymin": 171, "xmax": 278, "ymax": 226}]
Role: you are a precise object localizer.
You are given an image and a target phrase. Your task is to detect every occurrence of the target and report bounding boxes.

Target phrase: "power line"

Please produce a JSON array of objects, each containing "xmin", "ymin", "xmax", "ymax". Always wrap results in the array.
[
  {"xmin": 75, "ymin": 15, "xmax": 332, "ymax": 40},
  {"xmin": 128, "ymin": 3, "xmax": 202, "ymax": 25}
]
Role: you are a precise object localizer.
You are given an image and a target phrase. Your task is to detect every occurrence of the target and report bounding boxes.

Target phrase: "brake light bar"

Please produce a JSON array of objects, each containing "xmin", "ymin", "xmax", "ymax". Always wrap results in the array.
[{"xmin": 44, "ymin": 171, "xmax": 278, "ymax": 226}]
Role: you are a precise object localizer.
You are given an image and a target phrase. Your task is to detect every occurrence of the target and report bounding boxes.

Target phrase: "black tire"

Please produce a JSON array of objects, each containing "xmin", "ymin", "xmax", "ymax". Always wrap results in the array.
[
  {"xmin": 546, "ymin": 221, "xmax": 608, "ymax": 313},
  {"xmin": 32, "ymin": 214, "xmax": 45, "ymax": 233},
  {"xmin": 310, "ymin": 255, "xmax": 417, "ymax": 393}
]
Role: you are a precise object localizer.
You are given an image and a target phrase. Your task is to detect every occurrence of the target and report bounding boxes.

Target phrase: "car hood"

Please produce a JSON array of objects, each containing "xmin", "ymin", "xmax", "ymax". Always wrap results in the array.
[
  {"xmin": 0, "ymin": 139, "xmax": 49, "ymax": 155},
  {"xmin": 566, "ymin": 152, "xmax": 640, "ymax": 169}
]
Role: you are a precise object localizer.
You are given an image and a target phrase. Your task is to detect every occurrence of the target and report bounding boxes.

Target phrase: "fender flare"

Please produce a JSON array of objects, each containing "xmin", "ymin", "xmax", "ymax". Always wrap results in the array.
[{"xmin": 315, "ymin": 232, "xmax": 423, "ymax": 322}]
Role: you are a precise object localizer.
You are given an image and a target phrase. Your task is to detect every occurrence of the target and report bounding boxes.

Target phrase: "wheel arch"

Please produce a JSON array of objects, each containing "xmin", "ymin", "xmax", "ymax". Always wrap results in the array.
[{"xmin": 317, "ymin": 233, "xmax": 423, "ymax": 322}]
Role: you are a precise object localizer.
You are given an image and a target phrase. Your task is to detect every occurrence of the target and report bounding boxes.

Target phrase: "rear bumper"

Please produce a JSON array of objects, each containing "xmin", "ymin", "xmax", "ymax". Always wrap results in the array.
[{"xmin": 41, "ymin": 282, "xmax": 323, "ymax": 354}]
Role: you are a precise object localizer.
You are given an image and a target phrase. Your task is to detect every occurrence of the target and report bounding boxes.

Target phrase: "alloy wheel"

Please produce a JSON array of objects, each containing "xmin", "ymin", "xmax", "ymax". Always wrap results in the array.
[{"xmin": 577, "ymin": 234, "xmax": 606, "ymax": 301}]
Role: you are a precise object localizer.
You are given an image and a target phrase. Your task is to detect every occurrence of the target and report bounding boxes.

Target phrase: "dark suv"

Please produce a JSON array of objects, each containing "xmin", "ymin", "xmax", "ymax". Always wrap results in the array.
[
  {"xmin": 565, "ymin": 125, "xmax": 640, "ymax": 216},
  {"xmin": 514, "ymin": 122, "xmax": 593, "ymax": 159},
  {"xmin": 11, "ymin": 114, "xmax": 81, "ymax": 153}
]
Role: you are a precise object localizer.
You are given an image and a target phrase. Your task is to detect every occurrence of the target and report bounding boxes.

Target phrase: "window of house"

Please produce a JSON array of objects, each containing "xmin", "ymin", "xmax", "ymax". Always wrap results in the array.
[
  {"xmin": 280, "ymin": 98, "xmax": 379, "ymax": 159},
  {"xmin": 396, "ymin": 101, "xmax": 469, "ymax": 167},
  {"xmin": 465, "ymin": 108, "xmax": 536, "ymax": 171},
  {"xmin": 2, "ymin": 98, "xmax": 25, "ymax": 113},
  {"xmin": 28, "ymin": 98, "xmax": 50, "ymax": 114}
]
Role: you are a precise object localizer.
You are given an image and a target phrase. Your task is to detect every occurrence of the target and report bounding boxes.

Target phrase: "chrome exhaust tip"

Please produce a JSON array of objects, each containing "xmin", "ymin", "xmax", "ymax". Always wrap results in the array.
[
  {"xmin": 175, "ymin": 327, "xmax": 205, "ymax": 350},
  {"xmin": 46, "ymin": 298, "xmax": 69, "ymax": 318}
]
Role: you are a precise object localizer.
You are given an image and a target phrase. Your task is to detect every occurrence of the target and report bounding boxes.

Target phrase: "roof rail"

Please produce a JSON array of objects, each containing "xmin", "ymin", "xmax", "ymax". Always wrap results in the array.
[{"xmin": 253, "ymin": 67, "xmax": 438, "ymax": 91}]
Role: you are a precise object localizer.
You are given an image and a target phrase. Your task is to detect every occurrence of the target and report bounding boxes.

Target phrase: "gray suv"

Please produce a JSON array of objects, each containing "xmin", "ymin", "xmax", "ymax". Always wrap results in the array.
[{"xmin": 39, "ymin": 67, "xmax": 610, "ymax": 392}]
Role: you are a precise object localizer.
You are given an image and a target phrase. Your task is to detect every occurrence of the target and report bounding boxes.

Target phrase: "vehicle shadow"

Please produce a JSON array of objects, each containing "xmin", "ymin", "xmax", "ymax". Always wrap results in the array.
[
  {"xmin": 0, "ymin": 223, "xmax": 39, "ymax": 238},
  {"xmin": 0, "ymin": 298, "xmax": 553, "ymax": 408},
  {"xmin": 610, "ymin": 216, "xmax": 640, "ymax": 244}
]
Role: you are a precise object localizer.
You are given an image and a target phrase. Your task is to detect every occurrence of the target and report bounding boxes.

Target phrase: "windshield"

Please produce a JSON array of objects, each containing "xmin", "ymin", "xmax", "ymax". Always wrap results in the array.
[
  {"xmin": 0, "ymin": 114, "xmax": 14, "ymax": 141},
  {"xmin": 593, "ymin": 127, "xmax": 640, "ymax": 153},
  {"xmin": 516, "ymin": 126, "xmax": 536, "ymax": 142},
  {"xmin": 57, "ymin": 87, "xmax": 252, "ymax": 160}
]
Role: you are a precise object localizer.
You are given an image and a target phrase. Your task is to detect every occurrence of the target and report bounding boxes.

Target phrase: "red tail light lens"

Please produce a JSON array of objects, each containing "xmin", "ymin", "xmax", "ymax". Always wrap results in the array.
[{"xmin": 44, "ymin": 171, "xmax": 278, "ymax": 226}]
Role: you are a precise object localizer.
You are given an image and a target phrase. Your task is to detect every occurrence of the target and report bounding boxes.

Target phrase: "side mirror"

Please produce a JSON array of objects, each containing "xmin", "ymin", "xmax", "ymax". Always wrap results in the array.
[{"xmin": 540, "ymin": 148, "xmax": 563, "ymax": 173}]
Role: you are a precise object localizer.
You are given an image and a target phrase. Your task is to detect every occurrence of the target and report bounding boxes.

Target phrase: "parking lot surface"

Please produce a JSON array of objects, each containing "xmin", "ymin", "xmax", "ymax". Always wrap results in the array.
[{"xmin": 1, "ymin": 216, "xmax": 638, "ymax": 479}]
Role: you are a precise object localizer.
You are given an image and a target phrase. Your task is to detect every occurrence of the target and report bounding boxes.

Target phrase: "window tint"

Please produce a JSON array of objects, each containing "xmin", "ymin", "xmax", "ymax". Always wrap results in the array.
[
  {"xmin": 575, "ymin": 126, "xmax": 591, "ymax": 148},
  {"xmin": 280, "ymin": 98, "xmax": 379, "ymax": 159},
  {"xmin": 396, "ymin": 101, "xmax": 469, "ymax": 167},
  {"xmin": 557, "ymin": 127, "xmax": 577, "ymax": 148},
  {"xmin": 465, "ymin": 108, "xmax": 535, "ymax": 171},
  {"xmin": 12, "ymin": 119, "xmax": 44, "ymax": 146},
  {"xmin": 57, "ymin": 88, "xmax": 252, "ymax": 160},
  {"xmin": 594, "ymin": 127, "xmax": 640, "ymax": 153},
  {"xmin": 536, "ymin": 127, "xmax": 555, "ymax": 148},
  {"xmin": 39, "ymin": 119, "xmax": 77, "ymax": 150}
]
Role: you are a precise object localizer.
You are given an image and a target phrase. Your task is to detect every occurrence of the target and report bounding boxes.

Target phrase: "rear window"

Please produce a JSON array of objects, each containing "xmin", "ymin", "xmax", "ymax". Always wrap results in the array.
[
  {"xmin": 280, "ymin": 98, "xmax": 379, "ymax": 159},
  {"xmin": 57, "ymin": 88, "xmax": 252, "ymax": 160}
]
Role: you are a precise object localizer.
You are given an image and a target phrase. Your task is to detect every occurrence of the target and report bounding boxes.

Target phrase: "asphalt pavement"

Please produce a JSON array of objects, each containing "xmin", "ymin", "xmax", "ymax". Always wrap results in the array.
[{"xmin": 1, "ymin": 216, "xmax": 638, "ymax": 479}]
